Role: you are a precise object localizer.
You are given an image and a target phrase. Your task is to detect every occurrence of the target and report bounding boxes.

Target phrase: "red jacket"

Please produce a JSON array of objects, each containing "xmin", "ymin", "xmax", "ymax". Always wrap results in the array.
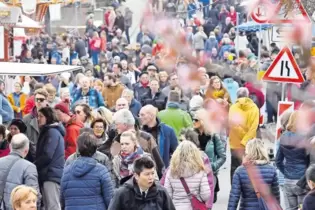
[
  {"xmin": 24, "ymin": 95, "xmax": 35, "ymax": 115},
  {"xmin": 64, "ymin": 116, "xmax": 84, "ymax": 159},
  {"xmin": 89, "ymin": 37, "xmax": 101, "ymax": 51},
  {"xmin": 244, "ymin": 82, "xmax": 265, "ymax": 109},
  {"xmin": 228, "ymin": 12, "xmax": 237, "ymax": 25}
]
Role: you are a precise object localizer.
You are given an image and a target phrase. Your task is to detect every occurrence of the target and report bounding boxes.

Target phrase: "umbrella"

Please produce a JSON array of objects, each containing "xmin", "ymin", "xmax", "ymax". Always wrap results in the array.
[{"xmin": 235, "ymin": 21, "xmax": 273, "ymax": 32}]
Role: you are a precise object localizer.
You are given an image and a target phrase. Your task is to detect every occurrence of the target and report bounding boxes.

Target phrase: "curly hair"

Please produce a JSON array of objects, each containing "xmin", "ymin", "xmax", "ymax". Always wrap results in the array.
[{"xmin": 170, "ymin": 141, "xmax": 205, "ymax": 178}]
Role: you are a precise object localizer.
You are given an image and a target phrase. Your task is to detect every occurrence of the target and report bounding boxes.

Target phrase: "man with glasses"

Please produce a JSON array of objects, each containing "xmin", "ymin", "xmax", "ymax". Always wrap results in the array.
[
  {"xmin": 54, "ymin": 101, "xmax": 84, "ymax": 159},
  {"xmin": 23, "ymin": 88, "xmax": 49, "ymax": 162}
]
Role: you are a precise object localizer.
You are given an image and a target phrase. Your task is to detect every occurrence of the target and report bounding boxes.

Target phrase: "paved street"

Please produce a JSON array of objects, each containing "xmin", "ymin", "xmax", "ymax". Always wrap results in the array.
[
  {"xmin": 121, "ymin": 0, "xmax": 149, "ymax": 43},
  {"xmin": 213, "ymin": 146, "xmax": 231, "ymax": 210}
]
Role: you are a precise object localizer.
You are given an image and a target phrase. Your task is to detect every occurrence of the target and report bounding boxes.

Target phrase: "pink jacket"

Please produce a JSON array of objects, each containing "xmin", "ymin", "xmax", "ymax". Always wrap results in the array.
[{"xmin": 160, "ymin": 152, "xmax": 214, "ymax": 209}]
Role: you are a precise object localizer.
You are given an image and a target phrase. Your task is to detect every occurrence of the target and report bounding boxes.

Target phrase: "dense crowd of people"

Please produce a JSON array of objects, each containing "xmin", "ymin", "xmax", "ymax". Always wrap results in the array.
[{"xmin": 1, "ymin": 0, "xmax": 315, "ymax": 210}]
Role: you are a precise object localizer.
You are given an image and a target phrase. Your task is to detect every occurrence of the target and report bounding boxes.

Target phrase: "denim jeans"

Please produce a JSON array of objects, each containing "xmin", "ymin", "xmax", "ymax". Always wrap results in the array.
[
  {"xmin": 202, "ymin": 2, "xmax": 209, "ymax": 19},
  {"xmin": 125, "ymin": 26, "xmax": 130, "ymax": 44},
  {"xmin": 283, "ymin": 184, "xmax": 307, "ymax": 210},
  {"xmin": 91, "ymin": 50, "xmax": 100, "ymax": 65}
]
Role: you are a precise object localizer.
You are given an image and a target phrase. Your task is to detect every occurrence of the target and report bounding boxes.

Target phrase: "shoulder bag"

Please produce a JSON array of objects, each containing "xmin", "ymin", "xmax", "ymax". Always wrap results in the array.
[
  {"xmin": 244, "ymin": 165, "xmax": 269, "ymax": 210},
  {"xmin": 179, "ymin": 177, "xmax": 207, "ymax": 210},
  {"xmin": 0, "ymin": 157, "xmax": 19, "ymax": 210}
]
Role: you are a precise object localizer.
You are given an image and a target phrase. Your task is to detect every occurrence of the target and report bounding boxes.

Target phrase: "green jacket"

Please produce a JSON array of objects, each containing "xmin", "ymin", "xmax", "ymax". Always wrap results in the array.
[
  {"xmin": 204, "ymin": 134, "xmax": 226, "ymax": 173},
  {"xmin": 158, "ymin": 107, "xmax": 193, "ymax": 138}
]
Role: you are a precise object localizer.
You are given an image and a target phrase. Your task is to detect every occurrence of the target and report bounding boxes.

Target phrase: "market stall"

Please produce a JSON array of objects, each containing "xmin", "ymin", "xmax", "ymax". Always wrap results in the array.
[{"xmin": 0, "ymin": 2, "xmax": 42, "ymax": 61}]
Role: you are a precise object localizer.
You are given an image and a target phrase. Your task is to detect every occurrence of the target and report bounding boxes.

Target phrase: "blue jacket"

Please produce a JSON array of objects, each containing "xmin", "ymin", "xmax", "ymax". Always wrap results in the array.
[
  {"xmin": 129, "ymin": 99, "xmax": 142, "ymax": 117},
  {"xmin": 228, "ymin": 164, "xmax": 280, "ymax": 210},
  {"xmin": 223, "ymin": 78, "xmax": 239, "ymax": 104},
  {"xmin": 72, "ymin": 88, "xmax": 105, "ymax": 109},
  {"xmin": 34, "ymin": 123, "xmax": 65, "ymax": 185},
  {"xmin": 187, "ymin": 3, "xmax": 197, "ymax": 19},
  {"xmin": 142, "ymin": 119, "xmax": 178, "ymax": 167},
  {"xmin": 205, "ymin": 37, "xmax": 218, "ymax": 54},
  {"xmin": 219, "ymin": 44, "xmax": 232, "ymax": 58},
  {"xmin": 61, "ymin": 157, "xmax": 114, "ymax": 210},
  {"xmin": 0, "ymin": 94, "xmax": 13, "ymax": 123},
  {"xmin": 275, "ymin": 131, "xmax": 309, "ymax": 180}
]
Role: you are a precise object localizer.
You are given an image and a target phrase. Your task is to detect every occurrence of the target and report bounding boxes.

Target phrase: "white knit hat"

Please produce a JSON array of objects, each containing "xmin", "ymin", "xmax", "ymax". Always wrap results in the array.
[{"xmin": 189, "ymin": 95, "xmax": 204, "ymax": 110}]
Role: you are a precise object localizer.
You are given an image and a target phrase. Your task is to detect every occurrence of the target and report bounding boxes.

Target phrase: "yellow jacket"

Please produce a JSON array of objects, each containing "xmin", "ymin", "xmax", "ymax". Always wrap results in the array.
[
  {"xmin": 8, "ymin": 92, "xmax": 27, "ymax": 116},
  {"xmin": 229, "ymin": 97, "xmax": 259, "ymax": 149}
]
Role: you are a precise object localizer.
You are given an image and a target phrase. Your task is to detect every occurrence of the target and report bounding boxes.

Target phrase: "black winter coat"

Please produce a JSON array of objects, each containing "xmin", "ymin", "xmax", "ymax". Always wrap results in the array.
[
  {"xmin": 34, "ymin": 123, "xmax": 65, "ymax": 185},
  {"xmin": 108, "ymin": 178, "xmax": 175, "ymax": 210},
  {"xmin": 141, "ymin": 91, "xmax": 167, "ymax": 111}
]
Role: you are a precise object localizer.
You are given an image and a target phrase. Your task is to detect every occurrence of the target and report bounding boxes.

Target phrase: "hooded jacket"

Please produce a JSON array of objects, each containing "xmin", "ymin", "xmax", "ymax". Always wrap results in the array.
[
  {"xmin": 61, "ymin": 157, "xmax": 114, "ymax": 210},
  {"xmin": 158, "ymin": 103, "xmax": 193, "ymax": 138},
  {"xmin": 275, "ymin": 131, "xmax": 309, "ymax": 180},
  {"xmin": 244, "ymin": 82, "xmax": 265, "ymax": 109},
  {"xmin": 205, "ymin": 36, "xmax": 219, "ymax": 54},
  {"xmin": 229, "ymin": 98, "xmax": 259, "ymax": 149},
  {"xmin": 34, "ymin": 123, "xmax": 65, "ymax": 185},
  {"xmin": 66, "ymin": 150, "xmax": 117, "ymax": 187},
  {"xmin": 108, "ymin": 177, "xmax": 176, "ymax": 210},
  {"xmin": 64, "ymin": 116, "xmax": 84, "ymax": 159}
]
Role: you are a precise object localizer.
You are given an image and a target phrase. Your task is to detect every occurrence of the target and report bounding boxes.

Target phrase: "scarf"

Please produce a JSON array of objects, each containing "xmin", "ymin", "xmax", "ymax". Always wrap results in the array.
[
  {"xmin": 140, "ymin": 81, "xmax": 149, "ymax": 88},
  {"xmin": 119, "ymin": 147, "xmax": 144, "ymax": 178}
]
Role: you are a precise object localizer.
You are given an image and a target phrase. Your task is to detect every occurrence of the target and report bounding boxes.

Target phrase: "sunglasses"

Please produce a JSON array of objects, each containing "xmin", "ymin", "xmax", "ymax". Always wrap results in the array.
[{"xmin": 35, "ymin": 98, "xmax": 45, "ymax": 103}]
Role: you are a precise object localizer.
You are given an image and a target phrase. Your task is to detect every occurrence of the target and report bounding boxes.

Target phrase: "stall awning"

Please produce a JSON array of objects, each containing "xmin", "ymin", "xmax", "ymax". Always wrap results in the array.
[
  {"xmin": 0, "ymin": 62, "xmax": 82, "ymax": 76},
  {"xmin": 0, "ymin": 2, "xmax": 42, "ymax": 28},
  {"xmin": 235, "ymin": 21, "xmax": 273, "ymax": 32}
]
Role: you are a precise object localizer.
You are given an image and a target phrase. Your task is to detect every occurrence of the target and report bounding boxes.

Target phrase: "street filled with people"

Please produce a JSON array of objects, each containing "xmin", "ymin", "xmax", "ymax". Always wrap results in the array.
[{"xmin": 1, "ymin": 0, "xmax": 315, "ymax": 209}]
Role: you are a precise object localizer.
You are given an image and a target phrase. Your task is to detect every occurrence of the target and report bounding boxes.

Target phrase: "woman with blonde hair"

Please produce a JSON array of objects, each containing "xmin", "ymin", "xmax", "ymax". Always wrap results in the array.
[
  {"xmin": 205, "ymin": 76, "xmax": 231, "ymax": 104},
  {"xmin": 163, "ymin": 141, "xmax": 211, "ymax": 210},
  {"xmin": 275, "ymin": 111, "xmax": 308, "ymax": 210},
  {"xmin": 158, "ymin": 71, "xmax": 169, "ymax": 89},
  {"xmin": 193, "ymin": 108, "xmax": 226, "ymax": 203},
  {"xmin": 89, "ymin": 31, "xmax": 101, "ymax": 65},
  {"xmin": 161, "ymin": 128, "xmax": 215, "ymax": 209},
  {"xmin": 112, "ymin": 130, "xmax": 148, "ymax": 185},
  {"xmin": 228, "ymin": 138, "xmax": 280, "ymax": 210},
  {"xmin": 11, "ymin": 185, "xmax": 38, "ymax": 210}
]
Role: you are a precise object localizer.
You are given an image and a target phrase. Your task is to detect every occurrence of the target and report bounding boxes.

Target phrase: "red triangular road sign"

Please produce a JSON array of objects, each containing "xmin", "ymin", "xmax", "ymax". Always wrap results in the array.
[
  {"xmin": 270, "ymin": 0, "xmax": 311, "ymax": 23},
  {"xmin": 262, "ymin": 46, "xmax": 305, "ymax": 83}
]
